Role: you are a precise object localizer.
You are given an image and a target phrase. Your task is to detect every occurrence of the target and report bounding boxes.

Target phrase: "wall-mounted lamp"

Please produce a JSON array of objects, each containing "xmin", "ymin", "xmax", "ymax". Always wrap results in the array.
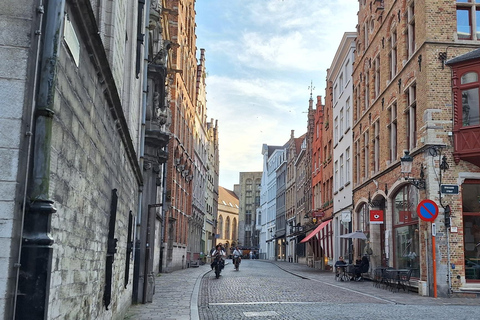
[{"xmin": 400, "ymin": 151, "xmax": 426, "ymax": 189}]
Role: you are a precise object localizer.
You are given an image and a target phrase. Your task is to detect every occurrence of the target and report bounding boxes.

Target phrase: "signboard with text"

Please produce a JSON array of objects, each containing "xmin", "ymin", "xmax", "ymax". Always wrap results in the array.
[{"xmin": 441, "ymin": 184, "xmax": 459, "ymax": 194}]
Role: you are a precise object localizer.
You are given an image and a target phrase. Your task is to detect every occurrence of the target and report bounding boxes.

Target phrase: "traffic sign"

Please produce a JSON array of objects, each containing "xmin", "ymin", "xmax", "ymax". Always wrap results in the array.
[{"xmin": 417, "ymin": 199, "xmax": 439, "ymax": 222}]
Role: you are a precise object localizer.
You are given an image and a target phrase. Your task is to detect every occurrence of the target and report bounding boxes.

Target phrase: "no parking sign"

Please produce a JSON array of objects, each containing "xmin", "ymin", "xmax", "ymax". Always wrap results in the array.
[{"xmin": 416, "ymin": 199, "xmax": 439, "ymax": 222}]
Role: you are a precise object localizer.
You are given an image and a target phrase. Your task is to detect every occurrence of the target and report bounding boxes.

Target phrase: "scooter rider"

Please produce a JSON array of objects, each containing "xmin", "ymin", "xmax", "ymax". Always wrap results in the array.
[
  {"xmin": 232, "ymin": 246, "xmax": 242, "ymax": 268},
  {"xmin": 211, "ymin": 244, "xmax": 226, "ymax": 270}
]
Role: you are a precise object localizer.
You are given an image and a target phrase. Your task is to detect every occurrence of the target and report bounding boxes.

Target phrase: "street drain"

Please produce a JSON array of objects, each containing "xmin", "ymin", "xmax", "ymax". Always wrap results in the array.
[{"xmin": 243, "ymin": 311, "xmax": 279, "ymax": 317}]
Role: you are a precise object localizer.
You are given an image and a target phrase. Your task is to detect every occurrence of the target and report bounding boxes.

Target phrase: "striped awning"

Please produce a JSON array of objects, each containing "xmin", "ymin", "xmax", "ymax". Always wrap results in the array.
[{"xmin": 300, "ymin": 219, "xmax": 333, "ymax": 258}]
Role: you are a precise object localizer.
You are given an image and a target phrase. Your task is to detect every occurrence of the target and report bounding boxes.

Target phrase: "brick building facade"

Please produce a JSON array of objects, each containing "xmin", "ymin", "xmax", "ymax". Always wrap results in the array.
[{"xmin": 351, "ymin": 0, "xmax": 480, "ymax": 297}]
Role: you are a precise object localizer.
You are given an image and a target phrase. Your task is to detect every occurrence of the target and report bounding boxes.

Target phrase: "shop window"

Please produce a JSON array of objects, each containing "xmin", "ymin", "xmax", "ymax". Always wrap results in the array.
[
  {"xmin": 462, "ymin": 182, "xmax": 480, "ymax": 282},
  {"xmin": 392, "ymin": 185, "xmax": 420, "ymax": 277}
]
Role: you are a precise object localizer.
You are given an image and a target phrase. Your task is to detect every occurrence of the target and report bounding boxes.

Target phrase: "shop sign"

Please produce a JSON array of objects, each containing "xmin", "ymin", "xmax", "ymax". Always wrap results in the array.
[{"xmin": 370, "ymin": 210, "xmax": 384, "ymax": 224}]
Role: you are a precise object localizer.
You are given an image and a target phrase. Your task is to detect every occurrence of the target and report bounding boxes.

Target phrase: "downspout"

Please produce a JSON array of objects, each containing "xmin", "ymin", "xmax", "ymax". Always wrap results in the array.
[
  {"xmin": 12, "ymin": 2, "xmax": 45, "ymax": 318},
  {"xmin": 133, "ymin": 0, "xmax": 149, "ymax": 303},
  {"xmin": 15, "ymin": 0, "xmax": 65, "ymax": 319}
]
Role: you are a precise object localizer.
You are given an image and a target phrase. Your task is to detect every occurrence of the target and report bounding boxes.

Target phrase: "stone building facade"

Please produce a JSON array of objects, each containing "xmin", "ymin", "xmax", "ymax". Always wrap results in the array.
[
  {"xmin": 215, "ymin": 187, "xmax": 239, "ymax": 256},
  {"xmin": 162, "ymin": 0, "xmax": 198, "ymax": 272},
  {"xmin": 351, "ymin": 0, "xmax": 480, "ymax": 297},
  {"xmin": 0, "ymin": 0, "xmax": 164, "ymax": 318},
  {"xmin": 204, "ymin": 119, "xmax": 219, "ymax": 253},
  {"xmin": 237, "ymin": 172, "xmax": 262, "ymax": 250}
]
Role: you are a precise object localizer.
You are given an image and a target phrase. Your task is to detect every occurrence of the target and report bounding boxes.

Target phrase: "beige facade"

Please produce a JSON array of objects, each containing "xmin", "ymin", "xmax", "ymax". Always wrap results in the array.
[{"xmin": 216, "ymin": 187, "xmax": 240, "ymax": 255}]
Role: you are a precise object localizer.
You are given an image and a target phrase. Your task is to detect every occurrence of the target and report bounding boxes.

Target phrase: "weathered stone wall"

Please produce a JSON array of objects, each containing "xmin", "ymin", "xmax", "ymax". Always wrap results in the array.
[
  {"xmin": 0, "ymin": 0, "xmax": 38, "ymax": 318},
  {"xmin": 44, "ymin": 2, "xmax": 141, "ymax": 319}
]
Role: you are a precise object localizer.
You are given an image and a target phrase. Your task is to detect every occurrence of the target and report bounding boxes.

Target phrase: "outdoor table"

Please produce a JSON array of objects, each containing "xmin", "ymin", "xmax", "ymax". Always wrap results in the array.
[
  {"xmin": 336, "ymin": 264, "xmax": 354, "ymax": 282},
  {"xmin": 385, "ymin": 269, "xmax": 410, "ymax": 291}
]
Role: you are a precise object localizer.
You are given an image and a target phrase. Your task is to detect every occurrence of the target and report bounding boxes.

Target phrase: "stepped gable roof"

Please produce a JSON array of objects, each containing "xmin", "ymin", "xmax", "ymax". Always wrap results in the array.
[{"xmin": 446, "ymin": 48, "xmax": 480, "ymax": 65}]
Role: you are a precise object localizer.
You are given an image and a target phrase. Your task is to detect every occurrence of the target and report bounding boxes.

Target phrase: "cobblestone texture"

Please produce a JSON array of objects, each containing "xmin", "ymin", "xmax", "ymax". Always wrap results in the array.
[{"xmin": 126, "ymin": 260, "xmax": 480, "ymax": 320}]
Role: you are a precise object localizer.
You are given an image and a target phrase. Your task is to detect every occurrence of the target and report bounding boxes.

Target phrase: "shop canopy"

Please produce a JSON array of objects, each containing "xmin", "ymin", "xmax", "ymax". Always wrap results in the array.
[{"xmin": 300, "ymin": 220, "xmax": 331, "ymax": 243}]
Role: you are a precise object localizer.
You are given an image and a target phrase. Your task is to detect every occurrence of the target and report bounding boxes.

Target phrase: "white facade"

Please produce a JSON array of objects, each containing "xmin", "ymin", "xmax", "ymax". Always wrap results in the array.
[
  {"xmin": 259, "ymin": 144, "xmax": 284, "ymax": 260},
  {"xmin": 332, "ymin": 32, "xmax": 356, "ymax": 262}
]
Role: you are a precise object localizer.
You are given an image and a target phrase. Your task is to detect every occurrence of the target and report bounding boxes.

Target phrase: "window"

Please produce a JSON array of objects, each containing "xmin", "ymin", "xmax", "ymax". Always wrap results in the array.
[
  {"xmin": 364, "ymin": 131, "xmax": 369, "ymax": 179},
  {"xmin": 460, "ymin": 71, "xmax": 480, "ymax": 126},
  {"xmin": 462, "ymin": 182, "xmax": 480, "ymax": 281},
  {"xmin": 374, "ymin": 56, "xmax": 380, "ymax": 98},
  {"xmin": 389, "ymin": 29, "xmax": 397, "ymax": 80},
  {"xmin": 407, "ymin": 2, "xmax": 416, "ymax": 57},
  {"xmin": 346, "ymin": 98, "xmax": 351, "ymax": 131},
  {"xmin": 355, "ymin": 86, "xmax": 361, "ymax": 121},
  {"xmin": 364, "ymin": 22, "xmax": 369, "ymax": 47},
  {"xmin": 335, "ymin": 160, "xmax": 339, "ymax": 192},
  {"xmin": 355, "ymin": 140, "xmax": 360, "ymax": 184},
  {"xmin": 406, "ymin": 85, "xmax": 417, "ymax": 150},
  {"xmin": 457, "ymin": 0, "xmax": 480, "ymax": 40},
  {"xmin": 388, "ymin": 102, "xmax": 398, "ymax": 163},
  {"xmin": 374, "ymin": 120, "xmax": 380, "ymax": 173},
  {"xmin": 365, "ymin": 71, "xmax": 370, "ymax": 109},
  {"xmin": 393, "ymin": 185, "xmax": 420, "ymax": 277},
  {"xmin": 346, "ymin": 147, "xmax": 351, "ymax": 184},
  {"xmin": 339, "ymin": 73, "xmax": 344, "ymax": 92},
  {"xmin": 356, "ymin": 203, "xmax": 370, "ymax": 258},
  {"xmin": 334, "ymin": 84, "xmax": 338, "ymax": 101},
  {"xmin": 340, "ymin": 154, "xmax": 344, "ymax": 187},
  {"xmin": 334, "ymin": 116, "xmax": 339, "ymax": 145},
  {"xmin": 340, "ymin": 108, "xmax": 344, "ymax": 137}
]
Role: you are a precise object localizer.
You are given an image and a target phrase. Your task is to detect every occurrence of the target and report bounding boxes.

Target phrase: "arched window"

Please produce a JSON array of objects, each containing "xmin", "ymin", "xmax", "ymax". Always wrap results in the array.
[
  {"xmin": 225, "ymin": 217, "xmax": 231, "ymax": 240},
  {"xmin": 232, "ymin": 218, "xmax": 237, "ymax": 242},
  {"xmin": 392, "ymin": 185, "xmax": 420, "ymax": 277},
  {"xmin": 356, "ymin": 203, "xmax": 370, "ymax": 258},
  {"xmin": 218, "ymin": 216, "xmax": 223, "ymax": 239}
]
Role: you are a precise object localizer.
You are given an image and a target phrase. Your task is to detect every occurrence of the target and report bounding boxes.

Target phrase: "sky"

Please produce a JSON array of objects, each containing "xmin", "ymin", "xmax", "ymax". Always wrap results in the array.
[{"xmin": 195, "ymin": 0, "xmax": 359, "ymax": 190}]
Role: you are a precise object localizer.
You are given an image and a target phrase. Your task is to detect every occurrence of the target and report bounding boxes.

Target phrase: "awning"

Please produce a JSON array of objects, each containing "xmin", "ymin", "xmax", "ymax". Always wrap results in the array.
[{"xmin": 300, "ymin": 220, "xmax": 331, "ymax": 244}]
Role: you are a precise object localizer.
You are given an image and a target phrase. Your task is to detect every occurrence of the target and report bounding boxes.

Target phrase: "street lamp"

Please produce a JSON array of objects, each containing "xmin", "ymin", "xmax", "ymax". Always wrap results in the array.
[{"xmin": 400, "ymin": 151, "xmax": 425, "ymax": 189}]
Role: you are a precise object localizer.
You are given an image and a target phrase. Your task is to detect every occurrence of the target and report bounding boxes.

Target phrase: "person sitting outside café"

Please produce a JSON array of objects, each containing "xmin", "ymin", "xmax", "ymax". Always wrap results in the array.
[
  {"xmin": 353, "ymin": 255, "xmax": 369, "ymax": 281},
  {"xmin": 334, "ymin": 256, "xmax": 347, "ymax": 279}
]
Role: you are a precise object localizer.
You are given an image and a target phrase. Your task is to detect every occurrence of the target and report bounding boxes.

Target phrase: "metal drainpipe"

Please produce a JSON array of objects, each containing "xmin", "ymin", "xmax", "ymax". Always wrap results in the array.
[
  {"xmin": 133, "ymin": 0, "xmax": 150, "ymax": 303},
  {"xmin": 15, "ymin": 1, "xmax": 65, "ymax": 319},
  {"xmin": 12, "ymin": 1, "xmax": 45, "ymax": 318}
]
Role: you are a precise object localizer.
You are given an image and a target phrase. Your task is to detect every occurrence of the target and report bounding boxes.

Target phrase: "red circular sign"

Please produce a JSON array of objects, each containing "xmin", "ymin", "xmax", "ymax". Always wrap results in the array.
[{"xmin": 416, "ymin": 199, "xmax": 439, "ymax": 222}]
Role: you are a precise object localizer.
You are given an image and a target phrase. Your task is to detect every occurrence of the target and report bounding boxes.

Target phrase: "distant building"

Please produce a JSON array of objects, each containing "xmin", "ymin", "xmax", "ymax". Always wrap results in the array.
[
  {"xmin": 259, "ymin": 144, "xmax": 284, "ymax": 260},
  {"xmin": 216, "ymin": 187, "xmax": 239, "ymax": 255},
  {"xmin": 238, "ymin": 172, "xmax": 262, "ymax": 249}
]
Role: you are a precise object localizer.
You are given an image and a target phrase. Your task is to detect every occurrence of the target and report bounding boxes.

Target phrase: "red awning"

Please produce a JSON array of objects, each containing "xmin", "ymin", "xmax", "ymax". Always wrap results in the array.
[{"xmin": 300, "ymin": 220, "xmax": 331, "ymax": 243}]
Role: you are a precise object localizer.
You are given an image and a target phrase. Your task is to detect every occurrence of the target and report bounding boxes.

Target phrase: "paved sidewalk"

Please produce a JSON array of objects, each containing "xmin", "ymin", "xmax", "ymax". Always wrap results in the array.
[
  {"xmin": 124, "ymin": 264, "xmax": 211, "ymax": 320},
  {"xmin": 124, "ymin": 260, "xmax": 478, "ymax": 319}
]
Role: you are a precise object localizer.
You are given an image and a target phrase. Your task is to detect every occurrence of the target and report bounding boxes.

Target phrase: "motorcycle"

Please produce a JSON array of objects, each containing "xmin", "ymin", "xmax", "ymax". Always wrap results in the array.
[
  {"xmin": 212, "ymin": 255, "xmax": 224, "ymax": 278},
  {"xmin": 233, "ymin": 256, "xmax": 241, "ymax": 271}
]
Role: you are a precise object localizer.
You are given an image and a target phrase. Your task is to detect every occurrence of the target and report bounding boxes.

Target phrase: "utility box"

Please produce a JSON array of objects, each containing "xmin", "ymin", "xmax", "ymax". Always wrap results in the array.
[{"xmin": 418, "ymin": 281, "xmax": 428, "ymax": 296}]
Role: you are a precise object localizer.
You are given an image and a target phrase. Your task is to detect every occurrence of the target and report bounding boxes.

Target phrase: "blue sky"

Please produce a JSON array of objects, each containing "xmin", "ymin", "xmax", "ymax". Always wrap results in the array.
[{"xmin": 195, "ymin": 0, "xmax": 358, "ymax": 189}]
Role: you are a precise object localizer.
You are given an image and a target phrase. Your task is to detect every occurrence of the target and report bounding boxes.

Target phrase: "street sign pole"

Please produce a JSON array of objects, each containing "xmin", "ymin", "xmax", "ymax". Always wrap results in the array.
[
  {"xmin": 432, "ymin": 223, "xmax": 437, "ymax": 298},
  {"xmin": 417, "ymin": 200, "xmax": 439, "ymax": 298}
]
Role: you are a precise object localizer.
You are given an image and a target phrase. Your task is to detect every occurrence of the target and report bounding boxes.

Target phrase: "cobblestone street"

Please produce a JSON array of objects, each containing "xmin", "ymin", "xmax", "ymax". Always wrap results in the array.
[{"xmin": 126, "ymin": 259, "xmax": 479, "ymax": 320}]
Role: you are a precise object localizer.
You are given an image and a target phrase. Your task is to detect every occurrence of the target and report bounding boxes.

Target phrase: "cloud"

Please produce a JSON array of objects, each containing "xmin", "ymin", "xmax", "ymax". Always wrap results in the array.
[{"xmin": 195, "ymin": 0, "xmax": 358, "ymax": 188}]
